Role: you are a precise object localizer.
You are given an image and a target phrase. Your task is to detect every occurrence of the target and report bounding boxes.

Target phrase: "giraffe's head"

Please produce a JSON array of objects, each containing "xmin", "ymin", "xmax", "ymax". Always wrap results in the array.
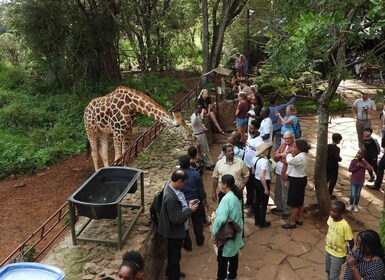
[{"xmin": 169, "ymin": 110, "xmax": 195, "ymax": 143}]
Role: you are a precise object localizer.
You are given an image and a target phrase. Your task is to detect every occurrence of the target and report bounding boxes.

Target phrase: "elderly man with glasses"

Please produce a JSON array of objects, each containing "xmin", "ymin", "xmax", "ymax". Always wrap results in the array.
[
  {"xmin": 212, "ymin": 143, "xmax": 249, "ymax": 204},
  {"xmin": 271, "ymin": 131, "xmax": 295, "ymax": 218}
]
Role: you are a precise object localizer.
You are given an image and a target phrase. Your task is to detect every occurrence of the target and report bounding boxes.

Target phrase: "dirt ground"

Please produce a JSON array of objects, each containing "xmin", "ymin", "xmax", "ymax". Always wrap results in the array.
[{"xmin": 0, "ymin": 71, "xmax": 201, "ymax": 261}]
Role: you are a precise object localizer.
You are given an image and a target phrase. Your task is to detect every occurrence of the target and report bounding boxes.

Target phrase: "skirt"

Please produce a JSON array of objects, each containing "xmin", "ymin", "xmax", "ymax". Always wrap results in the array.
[{"xmin": 287, "ymin": 176, "xmax": 307, "ymax": 207}]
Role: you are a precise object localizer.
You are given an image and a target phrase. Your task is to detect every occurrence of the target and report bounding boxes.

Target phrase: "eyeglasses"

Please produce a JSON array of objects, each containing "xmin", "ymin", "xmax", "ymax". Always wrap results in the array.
[{"xmin": 283, "ymin": 137, "xmax": 293, "ymax": 140}]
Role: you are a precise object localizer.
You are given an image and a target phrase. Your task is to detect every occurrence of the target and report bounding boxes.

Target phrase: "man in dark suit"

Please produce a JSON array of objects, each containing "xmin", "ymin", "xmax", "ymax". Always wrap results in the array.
[{"xmin": 158, "ymin": 169, "xmax": 199, "ymax": 280}]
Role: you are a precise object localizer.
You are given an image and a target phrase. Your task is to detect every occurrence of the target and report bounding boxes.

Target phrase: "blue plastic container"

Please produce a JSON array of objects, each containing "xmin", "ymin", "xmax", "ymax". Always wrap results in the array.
[{"xmin": 0, "ymin": 262, "xmax": 65, "ymax": 280}]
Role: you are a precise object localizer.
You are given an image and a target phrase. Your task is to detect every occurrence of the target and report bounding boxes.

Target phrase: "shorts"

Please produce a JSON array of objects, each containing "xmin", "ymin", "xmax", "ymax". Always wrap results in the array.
[{"xmin": 236, "ymin": 117, "xmax": 248, "ymax": 127}]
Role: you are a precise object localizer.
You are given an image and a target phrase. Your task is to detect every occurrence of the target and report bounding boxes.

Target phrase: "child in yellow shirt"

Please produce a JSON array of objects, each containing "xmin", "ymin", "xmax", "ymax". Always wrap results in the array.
[{"xmin": 325, "ymin": 200, "xmax": 354, "ymax": 280}]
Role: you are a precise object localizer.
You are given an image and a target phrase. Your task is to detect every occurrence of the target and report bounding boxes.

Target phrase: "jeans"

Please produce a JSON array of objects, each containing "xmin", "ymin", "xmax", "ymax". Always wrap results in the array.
[
  {"xmin": 325, "ymin": 252, "xmax": 346, "ymax": 280},
  {"xmin": 217, "ymin": 246, "xmax": 238, "ymax": 280},
  {"xmin": 350, "ymin": 183, "xmax": 363, "ymax": 206},
  {"xmin": 166, "ymin": 238, "xmax": 183, "ymax": 280}
]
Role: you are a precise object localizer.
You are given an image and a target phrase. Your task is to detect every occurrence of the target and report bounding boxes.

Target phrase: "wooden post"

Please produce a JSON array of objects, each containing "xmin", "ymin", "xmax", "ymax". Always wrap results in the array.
[{"xmin": 214, "ymin": 74, "xmax": 220, "ymax": 122}]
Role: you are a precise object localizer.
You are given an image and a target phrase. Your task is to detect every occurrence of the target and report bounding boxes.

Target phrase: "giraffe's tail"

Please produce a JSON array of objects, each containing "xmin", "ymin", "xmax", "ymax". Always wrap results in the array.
[{"xmin": 85, "ymin": 139, "xmax": 91, "ymax": 159}]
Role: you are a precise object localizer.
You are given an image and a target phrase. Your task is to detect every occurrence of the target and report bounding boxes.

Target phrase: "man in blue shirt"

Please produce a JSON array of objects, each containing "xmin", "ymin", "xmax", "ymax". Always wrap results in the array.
[
  {"xmin": 179, "ymin": 155, "xmax": 207, "ymax": 250},
  {"xmin": 268, "ymin": 93, "xmax": 297, "ymax": 151}
]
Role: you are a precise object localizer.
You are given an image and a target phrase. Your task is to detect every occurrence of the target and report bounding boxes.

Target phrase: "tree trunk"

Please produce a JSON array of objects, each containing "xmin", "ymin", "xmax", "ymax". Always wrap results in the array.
[
  {"xmin": 201, "ymin": 0, "xmax": 209, "ymax": 74},
  {"xmin": 314, "ymin": 74, "xmax": 343, "ymax": 217}
]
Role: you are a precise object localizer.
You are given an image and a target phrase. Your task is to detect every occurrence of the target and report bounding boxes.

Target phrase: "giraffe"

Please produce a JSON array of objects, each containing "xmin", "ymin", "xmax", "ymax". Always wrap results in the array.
[{"xmin": 84, "ymin": 86, "xmax": 194, "ymax": 171}]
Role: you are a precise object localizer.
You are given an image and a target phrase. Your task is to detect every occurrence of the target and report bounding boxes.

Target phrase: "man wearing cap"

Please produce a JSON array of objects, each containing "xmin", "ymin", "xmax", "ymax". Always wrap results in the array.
[
  {"xmin": 191, "ymin": 104, "xmax": 215, "ymax": 170},
  {"xmin": 243, "ymin": 119, "xmax": 263, "ymax": 214},
  {"xmin": 352, "ymin": 92, "xmax": 376, "ymax": 148},
  {"xmin": 252, "ymin": 141, "xmax": 273, "ymax": 228}
]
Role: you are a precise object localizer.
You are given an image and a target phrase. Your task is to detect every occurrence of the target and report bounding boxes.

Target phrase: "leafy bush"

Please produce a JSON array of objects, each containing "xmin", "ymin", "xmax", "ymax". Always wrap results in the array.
[
  {"xmin": 0, "ymin": 63, "xmax": 27, "ymax": 89},
  {"xmin": 295, "ymin": 95, "xmax": 348, "ymax": 115}
]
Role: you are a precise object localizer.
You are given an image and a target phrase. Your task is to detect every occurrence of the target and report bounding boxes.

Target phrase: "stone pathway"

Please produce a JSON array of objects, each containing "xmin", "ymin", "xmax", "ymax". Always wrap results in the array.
[
  {"xmin": 170, "ymin": 80, "xmax": 384, "ymax": 280},
  {"xmin": 41, "ymin": 79, "xmax": 384, "ymax": 280}
]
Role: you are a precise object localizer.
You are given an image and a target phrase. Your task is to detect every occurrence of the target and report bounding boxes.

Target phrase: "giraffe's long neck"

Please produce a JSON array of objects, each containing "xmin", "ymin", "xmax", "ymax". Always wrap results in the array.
[{"xmin": 117, "ymin": 87, "xmax": 174, "ymax": 125}]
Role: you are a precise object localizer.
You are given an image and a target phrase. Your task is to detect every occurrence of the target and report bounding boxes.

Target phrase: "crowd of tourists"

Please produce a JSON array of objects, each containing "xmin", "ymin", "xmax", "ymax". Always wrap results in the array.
[
  {"xmin": 153, "ymin": 83, "xmax": 385, "ymax": 280},
  {"xmin": 98, "ymin": 80, "xmax": 385, "ymax": 279}
]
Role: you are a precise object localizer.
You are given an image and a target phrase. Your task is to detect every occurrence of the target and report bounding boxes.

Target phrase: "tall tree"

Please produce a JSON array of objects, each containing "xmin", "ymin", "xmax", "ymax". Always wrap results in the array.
[
  {"xmin": 201, "ymin": 0, "xmax": 248, "ymax": 73},
  {"xmin": 266, "ymin": 0, "xmax": 385, "ymax": 216},
  {"xmin": 4, "ymin": 0, "xmax": 121, "ymax": 92}
]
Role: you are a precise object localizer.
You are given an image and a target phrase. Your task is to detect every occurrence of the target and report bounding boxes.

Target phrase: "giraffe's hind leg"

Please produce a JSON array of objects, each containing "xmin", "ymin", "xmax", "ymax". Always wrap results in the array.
[{"xmin": 99, "ymin": 133, "xmax": 110, "ymax": 167}]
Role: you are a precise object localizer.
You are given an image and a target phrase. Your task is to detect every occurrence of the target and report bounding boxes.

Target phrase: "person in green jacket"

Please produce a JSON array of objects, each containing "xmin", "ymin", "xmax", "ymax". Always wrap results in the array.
[{"xmin": 212, "ymin": 174, "xmax": 244, "ymax": 280}]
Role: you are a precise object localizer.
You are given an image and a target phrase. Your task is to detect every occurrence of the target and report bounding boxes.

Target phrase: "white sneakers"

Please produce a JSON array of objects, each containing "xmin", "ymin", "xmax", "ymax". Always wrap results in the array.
[{"xmin": 348, "ymin": 204, "xmax": 359, "ymax": 212}]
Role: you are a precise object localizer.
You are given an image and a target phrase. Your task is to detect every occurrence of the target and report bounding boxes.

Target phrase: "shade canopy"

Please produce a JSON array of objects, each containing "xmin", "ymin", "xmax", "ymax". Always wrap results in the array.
[{"xmin": 202, "ymin": 67, "xmax": 232, "ymax": 77}]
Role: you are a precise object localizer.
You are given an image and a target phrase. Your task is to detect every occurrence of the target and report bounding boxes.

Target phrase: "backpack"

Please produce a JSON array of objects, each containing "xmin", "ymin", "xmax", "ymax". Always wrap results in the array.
[
  {"xmin": 149, "ymin": 181, "xmax": 168, "ymax": 224},
  {"xmin": 291, "ymin": 117, "xmax": 302, "ymax": 139}
]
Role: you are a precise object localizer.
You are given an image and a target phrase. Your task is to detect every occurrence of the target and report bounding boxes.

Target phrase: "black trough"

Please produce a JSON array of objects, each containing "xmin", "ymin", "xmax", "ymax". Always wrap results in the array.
[{"xmin": 68, "ymin": 167, "xmax": 144, "ymax": 249}]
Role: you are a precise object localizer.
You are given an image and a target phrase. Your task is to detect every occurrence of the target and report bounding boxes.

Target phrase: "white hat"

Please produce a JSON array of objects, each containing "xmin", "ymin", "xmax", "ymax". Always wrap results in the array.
[{"xmin": 255, "ymin": 142, "xmax": 272, "ymax": 156}]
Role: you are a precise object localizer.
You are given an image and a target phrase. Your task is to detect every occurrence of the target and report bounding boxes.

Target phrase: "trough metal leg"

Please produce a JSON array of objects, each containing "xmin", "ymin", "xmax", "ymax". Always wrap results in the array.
[
  {"xmin": 140, "ymin": 173, "xmax": 145, "ymax": 209},
  {"xmin": 68, "ymin": 202, "xmax": 77, "ymax": 246},
  {"xmin": 117, "ymin": 204, "xmax": 122, "ymax": 250}
]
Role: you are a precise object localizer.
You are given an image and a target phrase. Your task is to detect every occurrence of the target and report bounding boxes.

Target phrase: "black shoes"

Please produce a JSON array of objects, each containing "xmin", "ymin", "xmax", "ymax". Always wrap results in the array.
[
  {"xmin": 166, "ymin": 272, "xmax": 186, "ymax": 279},
  {"xmin": 259, "ymin": 221, "xmax": 271, "ymax": 228},
  {"xmin": 367, "ymin": 185, "xmax": 380, "ymax": 190},
  {"xmin": 271, "ymin": 208, "xmax": 283, "ymax": 215},
  {"xmin": 182, "ymin": 244, "xmax": 192, "ymax": 252},
  {"xmin": 368, "ymin": 176, "xmax": 375, "ymax": 182},
  {"xmin": 296, "ymin": 221, "xmax": 304, "ymax": 226},
  {"xmin": 282, "ymin": 223, "xmax": 296, "ymax": 229}
]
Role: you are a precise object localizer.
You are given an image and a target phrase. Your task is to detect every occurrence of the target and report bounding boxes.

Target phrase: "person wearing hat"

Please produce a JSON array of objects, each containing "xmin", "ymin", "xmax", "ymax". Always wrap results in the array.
[
  {"xmin": 252, "ymin": 141, "xmax": 273, "ymax": 228},
  {"xmin": 352, "ymin": 91, "xmax": 376, "ymax": 149}
]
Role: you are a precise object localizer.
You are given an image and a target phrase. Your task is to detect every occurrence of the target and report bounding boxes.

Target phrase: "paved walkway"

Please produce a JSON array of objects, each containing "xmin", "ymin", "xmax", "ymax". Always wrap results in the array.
[{"xmin": 171, "ymin": 80, "xmax": 384, "ymax": 280}]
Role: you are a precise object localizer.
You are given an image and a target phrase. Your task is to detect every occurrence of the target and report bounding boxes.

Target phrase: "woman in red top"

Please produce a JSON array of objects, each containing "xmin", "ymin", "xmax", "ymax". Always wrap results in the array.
[{"xmin": 235, "ymin": 92, "xmax": 249, "ymax": 143}]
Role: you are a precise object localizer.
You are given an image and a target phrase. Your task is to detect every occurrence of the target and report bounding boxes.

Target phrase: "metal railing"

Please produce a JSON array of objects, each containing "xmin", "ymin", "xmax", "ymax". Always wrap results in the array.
[{"xmin": 0, "ymin": 81, "xmax": 201, "ymax": 267}]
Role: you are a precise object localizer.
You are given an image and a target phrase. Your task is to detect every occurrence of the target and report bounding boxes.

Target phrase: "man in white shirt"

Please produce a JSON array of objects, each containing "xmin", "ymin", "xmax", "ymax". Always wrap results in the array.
[
  {"xmin": 258, "ymin": 107, "xmax": 273, "ymax": 147},
  {"xmin": 352, "ymin": 92, "xmax": 376, "ymax": 149},
  {"xmin": 244, "ymin": 120, "xmax": 263, "ymax": 212},
  {"xmin": 191, "ymin": 104, "xmax": 215, "ymax": 170}
]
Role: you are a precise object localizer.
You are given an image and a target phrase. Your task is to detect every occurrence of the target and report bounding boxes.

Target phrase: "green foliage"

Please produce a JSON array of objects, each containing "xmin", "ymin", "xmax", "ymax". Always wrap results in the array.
[
  {"xmin": 255, "ymin": 67, "xmax": 297, "ymax": 95},
  {"xmin": 380, "ymin": 214, "xmax": 385, "ymax": 248},
  {"xmin": 0, "ymin": 71, "xmax": 184, "ymax": 179},
  {"xmin": 296, "ymin": 96, "xmax": 348, "ymax": 115},
  {"xmin": 0, "ymin": 63, "xmax": 27, "ymax": 89},
  {"xmin": 22, "ymin": 244, "xmax": 37, "ymax": 262}
]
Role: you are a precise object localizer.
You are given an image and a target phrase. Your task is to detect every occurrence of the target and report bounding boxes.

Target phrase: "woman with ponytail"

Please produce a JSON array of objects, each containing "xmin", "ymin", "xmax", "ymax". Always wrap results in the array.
[{"xmin": 211, "ymin": 174, "xmax": 244, "ymax": 280}]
